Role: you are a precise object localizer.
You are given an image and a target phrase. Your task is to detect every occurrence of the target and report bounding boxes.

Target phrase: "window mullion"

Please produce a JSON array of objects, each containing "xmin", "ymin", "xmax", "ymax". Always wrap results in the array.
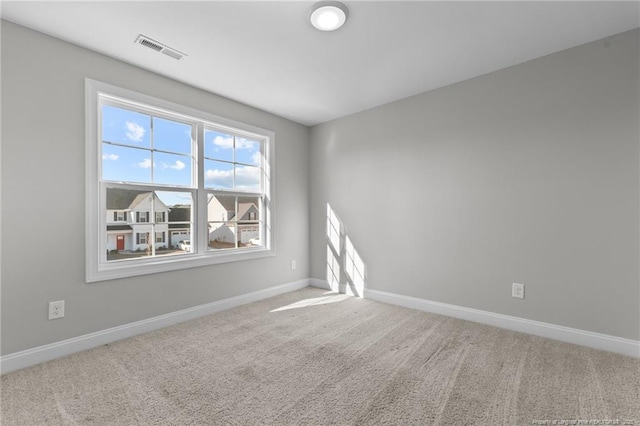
[
  {"xmin": 196, "ymin": 123, "xmax": 207, "ymax": 253},
  {"xmin": 150, "ymin": 117, "xmax": 155, "ymax": 184},
  {"xmin": 232, "ymin": 135, "xmax": 236, "ymax": 190},
  {"xmin": 150, "ymin": 192, "xmax": 156, "ymax": 257},
  {"xmin": 234, "ymin": 196, "xmax": 239, "ymax": 249}
]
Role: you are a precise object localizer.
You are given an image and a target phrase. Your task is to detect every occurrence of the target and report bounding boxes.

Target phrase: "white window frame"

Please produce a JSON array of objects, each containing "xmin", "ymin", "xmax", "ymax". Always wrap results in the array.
[
  {"xmin": 137, "ymin": 211, "xmax": 149, "ymax": 223},
  {"xmin": 86, "ymin": 79, "xmax": 275, "ymax": 282}
]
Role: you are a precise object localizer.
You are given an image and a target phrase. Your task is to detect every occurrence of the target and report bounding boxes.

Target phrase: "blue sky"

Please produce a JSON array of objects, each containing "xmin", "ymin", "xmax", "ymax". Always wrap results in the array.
[
  {"xmin": 102, "ymin": 105, "xmax": 262, "ymax": 205},
  {"xmin": 204, "ymin": 130, "xmax": 261, "ymax": 191}
]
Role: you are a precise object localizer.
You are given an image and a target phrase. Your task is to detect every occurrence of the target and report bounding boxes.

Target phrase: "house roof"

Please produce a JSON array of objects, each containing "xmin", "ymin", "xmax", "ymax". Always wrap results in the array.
[
  {"xmin": 237, "ymin": 203, "xmax": 257, "ymax": 221},
  {"xmin": 106, "ymin": 188, "xmax": 169, "ymax": 211},
  {"xmin": 169, "ymin": 206, "xmax": 191, "ymax": 222},
  {"xmin": 106, "ymin": 188, "xmax": 149, "ymax": 210},
  {"xmin": 169, "ymin": 205, "xmax": 191, "ymax": 229},
  {"xmin": 210, "ymin": 196, "xmax": 236, "ymax": 212},
  {"xmin": 128, "ymin": 193, "xmax": 153, "ymax": 210},
  {"xmin": 106, "ymin": 225, "xmax": 132, "ymax": 231},
  {"xmin": 208, "ymin": 196, "xmax": 258, "ymax": 221},
  {"xmin": 169, "ymin": 224, "xmax": 191, "ymax": 229}
]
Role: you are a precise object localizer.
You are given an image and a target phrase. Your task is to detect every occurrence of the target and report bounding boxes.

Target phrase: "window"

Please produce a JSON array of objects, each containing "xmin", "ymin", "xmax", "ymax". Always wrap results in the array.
[
  {"xmin": 137, "ymin": 212, "xmax": 149, "ymax": 223},
  {"xmin": 86, "ymin": 79, "xmax": 274, "ymax": 282}
]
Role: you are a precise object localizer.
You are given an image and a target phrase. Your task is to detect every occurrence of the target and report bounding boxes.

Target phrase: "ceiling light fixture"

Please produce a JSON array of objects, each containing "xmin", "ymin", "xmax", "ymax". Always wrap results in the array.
[{"xmin": 310, "ymin": 1, "xmax": 349, "ymax": 32}]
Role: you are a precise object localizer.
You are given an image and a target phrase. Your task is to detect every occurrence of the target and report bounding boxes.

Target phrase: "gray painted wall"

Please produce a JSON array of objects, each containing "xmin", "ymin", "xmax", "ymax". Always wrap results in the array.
[
  {"xmin": 1, "ymin": 21, "xmax": 310, "ymax": 355},
  {"xmin": 310, "ymin": 29, "xmax": 640, "ymax": 340},
  {"xmin": 2, "ymin": 20, "xmax": 638, "ymax": 356}
]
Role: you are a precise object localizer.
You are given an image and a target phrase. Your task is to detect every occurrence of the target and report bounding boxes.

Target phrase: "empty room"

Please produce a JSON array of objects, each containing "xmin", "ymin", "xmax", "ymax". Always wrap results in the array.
[{"xmin": 1, "ymin": 1, "xmax": 639, "ymax": 425}]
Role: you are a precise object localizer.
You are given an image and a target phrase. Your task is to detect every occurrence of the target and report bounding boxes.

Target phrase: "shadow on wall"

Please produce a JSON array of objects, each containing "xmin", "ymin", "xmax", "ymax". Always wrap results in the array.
[{"xmin": 326, "ymin": 203, "xmax": 366, "ymax": 297}]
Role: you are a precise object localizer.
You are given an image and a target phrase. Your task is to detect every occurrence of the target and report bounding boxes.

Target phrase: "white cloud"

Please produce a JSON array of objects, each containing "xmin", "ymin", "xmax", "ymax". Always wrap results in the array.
[
  {"xmin": 125, "ymin": 121, "xmax": 145, "ymax": 142},
  {"xmin": 236, "ymin": 137, "xmax": 256, "ymax": 150},
  {"xmin": 212, "ymin": 135, "xmax": 258, "ymax": 151},
  {"xmin": 163, "ymin": 160, "xmax": 186, "ymax": 170},
  {"xmin": 206, "ymin": 165, "xmax": 260, "ymax": 189},
  {"xmin": 251, "ymin": 151, "xmax": 261, "ymax": 166},
  {"xmin": 213, "ymin": 135, "xmax": 233, "ymax": 149},
  {"xmin": 102, "ymin": 153, "xmax": 119, "ymax": 160},
  {"xmin": 137, "ymin": 158, "xmax": 152, "ymax": 169},
  {"xmin": 235, "ymin": 165, "xmax": 261, "ymax": 189},
  {"xmin": 205, "ymin": 168, "xmax": 233, "ymax": 188}
]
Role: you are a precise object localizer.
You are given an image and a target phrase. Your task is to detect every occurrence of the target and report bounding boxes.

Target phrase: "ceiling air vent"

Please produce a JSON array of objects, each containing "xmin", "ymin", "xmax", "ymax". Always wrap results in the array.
[{"xmin": 135, "ymin": 35, "xmax": 187, "ymax": 61}]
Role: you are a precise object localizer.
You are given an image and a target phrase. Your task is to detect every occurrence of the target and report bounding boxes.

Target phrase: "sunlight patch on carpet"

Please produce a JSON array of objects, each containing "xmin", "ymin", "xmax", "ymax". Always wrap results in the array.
[{"xmin": 270, "ymin": 294, "xmax": 352, "ymax": 312}]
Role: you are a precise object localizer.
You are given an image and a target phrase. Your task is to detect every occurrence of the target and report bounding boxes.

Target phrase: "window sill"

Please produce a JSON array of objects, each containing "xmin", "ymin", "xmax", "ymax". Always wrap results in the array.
[{"xmin": 87, "ymin": 248, "xmax": 274, "ymax": 283}]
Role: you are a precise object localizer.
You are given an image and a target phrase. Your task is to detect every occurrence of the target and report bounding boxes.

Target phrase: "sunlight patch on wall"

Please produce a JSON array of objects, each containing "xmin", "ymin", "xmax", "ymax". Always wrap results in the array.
[
  {"xmin": 327, "ymin": 246, "xmax": 341, "ymax": 292},
  {"xmin": 344, "ymin": 236, "xmax": 365, "ymax": 297},
  {"xmin": 326, "ymin": 203, "xmax": 366, "ymax": 298},
  {"xmin": 327, "ymin": 203, "xmax": 341, "ymax": 256}
]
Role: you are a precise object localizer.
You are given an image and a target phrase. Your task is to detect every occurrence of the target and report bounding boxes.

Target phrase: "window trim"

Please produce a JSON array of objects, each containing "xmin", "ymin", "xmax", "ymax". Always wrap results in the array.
[{"xmin": 85, "ymin": 79, "xmax": 275, "ymax": 282}]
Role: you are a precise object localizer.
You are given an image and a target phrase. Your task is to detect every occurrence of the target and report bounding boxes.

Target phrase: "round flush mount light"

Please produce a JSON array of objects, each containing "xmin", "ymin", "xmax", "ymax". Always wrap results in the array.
[{"xmin": 310, "ymin": 1, "xmax": 349, "ymax": 31}]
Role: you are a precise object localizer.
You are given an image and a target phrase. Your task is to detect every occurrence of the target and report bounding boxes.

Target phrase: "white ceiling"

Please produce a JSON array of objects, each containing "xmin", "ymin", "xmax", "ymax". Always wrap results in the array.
[{"xmin": 2, "ymin": 1, "xmax": 639, "ymax": 126}]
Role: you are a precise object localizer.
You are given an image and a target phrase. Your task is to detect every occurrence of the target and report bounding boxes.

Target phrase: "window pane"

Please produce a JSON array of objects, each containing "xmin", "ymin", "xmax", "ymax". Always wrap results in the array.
[
  {"xmin": 106, "ymin": 187, "xmax": 153, "ymax": 261},
  {"xmin": 164, "ymin": 192, "xmax": 193, "ymax": 253},
  {"xmin": 209, "ymin": 223, "xmax": 237, "ymax": 250},
  {"xmin": 205, "ymin": 130, "xmax": 234, "ymax": 162},
  {"xmin": 237, "ymin": 196, "xmax": 260, "ymax": 222},
  {"xmin": 102, "ymin": 105, "xmax": 150, "ymax": 148},
  {"xmin": 235, "ymin": 138, "xmax": 261, "ymax": 166},
  {"xmin": 207, "ymin": 194, "xmax": 236, "ymax": 222},
  {"xmin": 102, "ymin": 144, "xmax": 151, "ymax": 183},
  {"xmin": 159, "ymin": 191, "xmax": 192, "ymax": 252},
  {"xmin": 205, "ymin": 160, "xmax": 234, "ymax": 189},
  {"xmin": 153, "ymin": 117, "xmax": 192, "ymax": 155},
  {"xmin": 154, "ymin": 152, "xmax": 192, "ymax": 186},
  {"xmin": 235, "ymin": 165, "xmax": 260, "ymax": 191},
  {"xmin": 105, "ymin": 188, "xmax": 193, "ymax": 261},
  {"xmin": 237, "ymin": 196, "xmax": 261, "ymax": 247},
  {"xmin": 238, "ymin": 223, "xmax": 260, "ymax": 247}
]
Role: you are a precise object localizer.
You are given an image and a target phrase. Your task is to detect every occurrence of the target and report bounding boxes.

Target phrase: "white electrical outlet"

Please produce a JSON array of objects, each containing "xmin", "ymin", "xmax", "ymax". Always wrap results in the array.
[
  {"xmin": 48, "ymin": 300, "xmax": 65, "ymax": 320},
  {"xmin": 291, "ymin": 260, "xmax": 296, "ymax": 270},
  {"xmin": 512, "ymin": 283, "xmax": 525, "ymax": 299}
]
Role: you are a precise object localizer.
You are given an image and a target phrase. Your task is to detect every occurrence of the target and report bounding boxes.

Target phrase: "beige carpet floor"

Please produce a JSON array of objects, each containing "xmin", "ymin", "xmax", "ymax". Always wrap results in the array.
[{"xmin": 1, "ymin": 287, "xmax": 639, "ymax": 425}]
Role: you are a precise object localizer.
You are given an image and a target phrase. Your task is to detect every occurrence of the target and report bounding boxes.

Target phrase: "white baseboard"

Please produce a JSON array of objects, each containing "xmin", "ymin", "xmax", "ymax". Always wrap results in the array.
[
  {"xmin": 363, "ymin": 287, "xmax": 640, "ymax": 359},
  {"xmin": 4, "ymin": 279, "xmax": 637, "ymax": 375},
  {"xmin": 0, "ymin": 279, "xmax": 310, "ymax": 374},
  {"xmin": 309, "ymin": 278, "xmax": 333, "ymax": 290},
  {"xmin": 309, "ymin": 279, "xmax": 364, "ymax": 297}
]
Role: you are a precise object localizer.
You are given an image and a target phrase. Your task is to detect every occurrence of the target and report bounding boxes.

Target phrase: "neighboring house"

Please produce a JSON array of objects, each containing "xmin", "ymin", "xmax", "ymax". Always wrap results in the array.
[
  {"xmin": 207, "ymin": 196, "xmax": 260, "ymax": 245},
  {"xmin": 106, "ymin": 188, "xmax": 169, "ymax": 252},
  {"xmin": 168, "ymin": 205, "xmax": 191, "ymax": 247}
]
